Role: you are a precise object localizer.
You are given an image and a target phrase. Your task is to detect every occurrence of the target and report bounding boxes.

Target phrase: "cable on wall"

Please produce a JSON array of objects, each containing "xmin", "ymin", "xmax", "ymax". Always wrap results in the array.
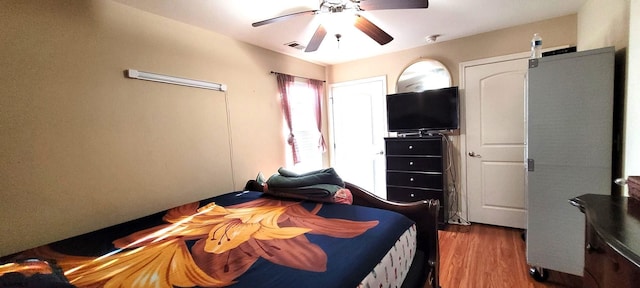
[
  {"xmin": 125, "ymin": 69, "xmax": 236, "ymax": 189},
  {"xmin": 440, "ymin": 133, "xmax": 470, "ymax": 225},
  {"xmin": 223, "ymin": 90, "xmax": 236, "ymax": 190}
]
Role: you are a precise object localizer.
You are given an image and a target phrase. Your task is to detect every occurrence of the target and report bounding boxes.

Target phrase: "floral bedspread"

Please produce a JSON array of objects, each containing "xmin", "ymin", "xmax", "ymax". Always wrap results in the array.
[{"xmin": 3, "ymin": 191, "xmax": 415, "ymax": 288}]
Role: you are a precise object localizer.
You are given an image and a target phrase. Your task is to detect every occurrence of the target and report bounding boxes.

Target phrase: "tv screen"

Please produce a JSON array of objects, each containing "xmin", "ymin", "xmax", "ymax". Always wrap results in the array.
[{"xmin": 386, "ymin": 86, "xmax": 459, "ymax": 133}]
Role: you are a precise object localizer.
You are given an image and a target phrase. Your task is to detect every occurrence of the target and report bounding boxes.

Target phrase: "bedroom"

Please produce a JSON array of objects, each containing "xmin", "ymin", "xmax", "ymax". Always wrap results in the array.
[{"xmin": 0, "ymin": 0, "xmax": 637, "ymax": 287}]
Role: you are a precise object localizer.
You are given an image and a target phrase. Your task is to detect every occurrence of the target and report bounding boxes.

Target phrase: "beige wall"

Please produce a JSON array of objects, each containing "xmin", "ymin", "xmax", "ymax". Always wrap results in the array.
[
  {"xmin": 327, "ymin": 15, "xmax": 578, "ymax": 217},
  {"xmin": 578, "ymin": 0, "xmax": 635, "ymax": 194},
  {"xmin": 627, "ymin": 0, "xmax": 640, "ymax": 179},
  {"xmin": 578, "ymin": 0, "xmax": 630, "ymax": 51},
  {"xmin": 0, "ymin": 0, "xmax": 324, "ymax": 256},
  {"xmin": 329, "ymin": 15, "xmax": 577, "ymax": 92}
]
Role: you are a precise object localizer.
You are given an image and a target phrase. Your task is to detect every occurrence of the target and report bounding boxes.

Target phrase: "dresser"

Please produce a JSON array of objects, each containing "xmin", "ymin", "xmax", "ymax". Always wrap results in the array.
[
  {"xmin": 570, "ymin": 194, "xmax": 640, "ymax": 288},
  {"xmin": 385, "ymin": 136, "xmax": 447, "ymax": 227}
]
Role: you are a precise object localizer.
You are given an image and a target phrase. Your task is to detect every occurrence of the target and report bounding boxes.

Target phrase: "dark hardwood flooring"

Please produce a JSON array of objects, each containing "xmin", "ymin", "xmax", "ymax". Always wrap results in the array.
[{"xmin": 436, "ymin": 224, "xmax": 583, "ymax": 288}]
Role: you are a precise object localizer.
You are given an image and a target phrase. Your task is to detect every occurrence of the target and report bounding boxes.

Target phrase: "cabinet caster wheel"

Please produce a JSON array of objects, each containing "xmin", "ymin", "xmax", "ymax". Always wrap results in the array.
[{"xmin": 529, "ymin": 266, "xmax": 549, "ymax": 282}]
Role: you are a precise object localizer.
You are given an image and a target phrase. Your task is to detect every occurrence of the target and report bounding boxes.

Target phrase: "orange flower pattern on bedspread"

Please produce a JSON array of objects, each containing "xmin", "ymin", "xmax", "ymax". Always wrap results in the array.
[{"xmin": 23, "ymin": 198, "xmax": 379, "ymax": 287}]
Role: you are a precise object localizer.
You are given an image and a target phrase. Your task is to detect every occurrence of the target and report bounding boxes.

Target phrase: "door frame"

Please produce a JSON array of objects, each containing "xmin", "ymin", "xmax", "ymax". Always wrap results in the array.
[
  {"xmin": 458, "ymin": 51, "xmax": 531, "ymax": 222},
  {"xmin": 327, "ymin": 75, "xmax": 387, "ymax": 193}
]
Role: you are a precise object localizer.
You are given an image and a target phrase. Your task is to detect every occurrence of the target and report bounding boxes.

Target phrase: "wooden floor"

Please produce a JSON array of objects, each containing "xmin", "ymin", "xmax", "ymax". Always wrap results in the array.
[{"xmin": 436, "ymin": 224, "xmax": 583, "ymax": 288}]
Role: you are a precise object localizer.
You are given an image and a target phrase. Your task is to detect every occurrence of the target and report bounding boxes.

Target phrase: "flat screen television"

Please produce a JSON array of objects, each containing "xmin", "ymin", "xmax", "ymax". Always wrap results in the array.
[{"xmin": 386, "ymin": 86, "xmax": 459, "ymax": 133}]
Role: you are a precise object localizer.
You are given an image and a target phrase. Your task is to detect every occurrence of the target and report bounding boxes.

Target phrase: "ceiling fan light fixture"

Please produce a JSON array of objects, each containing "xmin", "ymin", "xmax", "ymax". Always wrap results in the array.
[
  {"xmin": 321, "ymin": 11, "xmax": 356, "ymax": 34},
  {"xmin": 253, "ymin": 0, "xmax": 430, "ymax": 52}
]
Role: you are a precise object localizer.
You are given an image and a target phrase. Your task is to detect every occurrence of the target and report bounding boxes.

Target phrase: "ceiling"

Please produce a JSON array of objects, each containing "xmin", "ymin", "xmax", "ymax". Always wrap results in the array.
[{"xmin": 113, "ymin": 0, "xmax": 587, "ymax": 65}]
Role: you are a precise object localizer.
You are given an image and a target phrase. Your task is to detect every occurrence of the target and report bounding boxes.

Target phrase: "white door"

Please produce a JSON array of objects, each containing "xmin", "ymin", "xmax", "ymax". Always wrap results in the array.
[
  {"xmin": 329, "ymin": 76, "xmax": 387, "ymax": 198},
  {"xmin": 464, "ymin": 56, "xmax": 529, "ymax": 228}
]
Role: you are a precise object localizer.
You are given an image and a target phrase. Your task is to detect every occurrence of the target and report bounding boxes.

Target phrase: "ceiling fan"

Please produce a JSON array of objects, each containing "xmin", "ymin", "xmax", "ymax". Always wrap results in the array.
[{"xmin": 251, "ymin": 0, "xmax": 429, "ymax": 52}]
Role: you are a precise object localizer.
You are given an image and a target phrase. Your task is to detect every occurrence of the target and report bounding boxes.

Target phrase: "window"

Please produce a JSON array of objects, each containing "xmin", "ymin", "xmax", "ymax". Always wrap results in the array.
[
  {"xmin": 283, "ymin": 80, "xmax": 323, "ymax": 173},
  {"xmin": 276, "ymin": 73, "xmax": 326, "ymax": 174}
]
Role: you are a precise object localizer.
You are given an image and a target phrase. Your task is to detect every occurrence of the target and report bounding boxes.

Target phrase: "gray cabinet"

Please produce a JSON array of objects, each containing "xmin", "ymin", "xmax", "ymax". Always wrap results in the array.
[{"xmin": 526, "ymin": 47, "xmax": 615, "ymax": 276}]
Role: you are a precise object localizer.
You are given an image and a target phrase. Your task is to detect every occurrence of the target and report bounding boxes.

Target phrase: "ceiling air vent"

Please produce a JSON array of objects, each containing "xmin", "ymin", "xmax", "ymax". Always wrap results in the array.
[{"xmin": 284, "ymin": 41, "xmax": 306, "ymax": 50}]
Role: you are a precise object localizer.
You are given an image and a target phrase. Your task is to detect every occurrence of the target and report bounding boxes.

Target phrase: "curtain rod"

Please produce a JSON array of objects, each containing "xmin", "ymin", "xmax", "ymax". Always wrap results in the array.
[{"xmin": 270, "ymin": 71, "xmax": 326, "ymax": 83}]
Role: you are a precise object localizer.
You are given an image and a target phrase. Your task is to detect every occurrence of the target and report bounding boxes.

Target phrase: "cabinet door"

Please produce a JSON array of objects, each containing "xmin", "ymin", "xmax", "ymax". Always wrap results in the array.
[{"xmin": 527, "ymin": 47, "xmax": 614, "ymax": 276}]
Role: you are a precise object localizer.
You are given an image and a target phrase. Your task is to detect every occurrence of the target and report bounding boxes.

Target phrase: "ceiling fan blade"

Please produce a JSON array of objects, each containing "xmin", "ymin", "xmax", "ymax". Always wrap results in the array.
[
  {"xmin": 354, "ymin": 14, "xmax": 393, "ymax": 45},
  {"xmin": 356, "ymin": 0, "xmax": 428, "ymax": 11},
  {"xmin": 252, "ymin": 10, "xmax": 318, "ymax": 27},
  {"xmin": 305, "ymin": 24, "xmax": 327, "ymax": 52}
]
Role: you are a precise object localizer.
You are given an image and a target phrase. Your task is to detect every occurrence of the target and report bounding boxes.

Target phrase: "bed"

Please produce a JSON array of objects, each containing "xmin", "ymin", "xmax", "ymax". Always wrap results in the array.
[{"xmin": 0, "ymin": 182, "xmax": 439, "ymax": 288}]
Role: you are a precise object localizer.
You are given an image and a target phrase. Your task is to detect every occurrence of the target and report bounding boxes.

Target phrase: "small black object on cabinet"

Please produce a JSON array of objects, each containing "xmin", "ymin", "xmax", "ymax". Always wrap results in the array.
[{"xmin": 385, "ymin": 136, "xmax": 447, "ymax": 228}]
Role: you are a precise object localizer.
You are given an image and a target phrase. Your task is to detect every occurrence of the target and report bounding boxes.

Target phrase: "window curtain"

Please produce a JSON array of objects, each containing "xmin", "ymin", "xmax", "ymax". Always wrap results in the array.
[
  {"xmin": 276, "ymin": 73, "xmax": 300, "ymax": 163},
  {"xmin": 307, "ymin": 79, "xmax": 327, "ymax": 152}
]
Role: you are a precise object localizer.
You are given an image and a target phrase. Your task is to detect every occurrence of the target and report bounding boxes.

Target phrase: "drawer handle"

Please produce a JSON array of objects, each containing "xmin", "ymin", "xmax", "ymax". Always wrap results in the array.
[
  {"xmin": 410, "ymin": 193, "xmax": 415, "ymax": 197},
  {"xmin": 586, "ymin": 243, "xmax": 599, "ymax": 254},
  {"xmin": 409, "ymin": 178, "xmax": 414, "ymax": 182},
  {"xmin": 409, "ymin": 161, "xmax": 414, "ymax": 166},
  {"xmin": 408, "ymin": 145, "xmax": 413, "ymax": 150}
]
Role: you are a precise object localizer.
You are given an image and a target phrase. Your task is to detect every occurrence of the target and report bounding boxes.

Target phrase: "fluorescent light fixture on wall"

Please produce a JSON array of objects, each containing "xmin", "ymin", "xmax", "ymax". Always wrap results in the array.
[{"xmin": 126, "ymin": 69, "xmax": 227, "ymax": 92}]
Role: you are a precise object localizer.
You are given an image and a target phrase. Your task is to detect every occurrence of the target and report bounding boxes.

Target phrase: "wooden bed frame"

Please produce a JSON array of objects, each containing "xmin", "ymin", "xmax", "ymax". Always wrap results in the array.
[{"xmin": 345, "ymin": 182, "xmax": 440, "ymax": 288}]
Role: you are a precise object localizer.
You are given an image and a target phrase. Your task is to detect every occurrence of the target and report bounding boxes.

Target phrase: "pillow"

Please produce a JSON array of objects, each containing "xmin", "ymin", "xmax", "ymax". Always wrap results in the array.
[
  {"xmin": 0, "ymin": 258, "xmax": 75, "ymax": 288},
  {"xmin": 333, "ymin": 188, "xmax": 354, "ymax": 204}
]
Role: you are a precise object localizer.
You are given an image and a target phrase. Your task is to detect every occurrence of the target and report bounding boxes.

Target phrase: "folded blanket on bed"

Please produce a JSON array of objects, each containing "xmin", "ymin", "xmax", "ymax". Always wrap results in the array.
[
  {"xmin": 264, "ymin": 167, "xmax": 349, "ymax": 203},
  {"xmin": 266, "ymin": 167, "xmax": 345, "ymax": 188},
  {"xmin": 267, "ymin": 183, "xmax": 343, "ymax": 198}
]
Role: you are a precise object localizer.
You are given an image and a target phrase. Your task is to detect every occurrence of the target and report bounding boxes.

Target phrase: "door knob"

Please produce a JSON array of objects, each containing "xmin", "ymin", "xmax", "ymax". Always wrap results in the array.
[{"xmin": 468, "ymin": 152, "xmax": 482, "ymax": 158}]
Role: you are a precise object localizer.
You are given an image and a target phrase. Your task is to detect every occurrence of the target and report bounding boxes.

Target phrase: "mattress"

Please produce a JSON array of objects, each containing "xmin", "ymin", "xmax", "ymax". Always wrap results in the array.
[
  {"xmin": 1, "ymin": 191, "xmax": 417, "ymax": 288},
  {"xmin": 359, "ymin": 224, "xmax": 417, "ymax": 288}
]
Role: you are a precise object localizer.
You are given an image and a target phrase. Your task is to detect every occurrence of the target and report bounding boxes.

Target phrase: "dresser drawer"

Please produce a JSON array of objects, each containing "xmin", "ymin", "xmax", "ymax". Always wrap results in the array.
[
  {"xmin": 387, "ymin": 156, "xmax": 442, "ymax": 172},
  {"xmin": 584, "ymin": 221, "xmax": 640, "ymax": 288},
  {"xmin": 385, "ymin": 139, "xmax": 442, "ymax": 156},
  {"xmin": 387, "ymin": 171, "xmax": 443, "ymax": 190},
  {"xmin": 585, "ymin": 222, "xmax": 605, "ymax": 284},
  {"xmin": 582, "ymin": 270, "xmax": 599, "ymax": 288},
  {"xmin": 387, "ymin": 186, "xmax": 443, "ymax": 202}
]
